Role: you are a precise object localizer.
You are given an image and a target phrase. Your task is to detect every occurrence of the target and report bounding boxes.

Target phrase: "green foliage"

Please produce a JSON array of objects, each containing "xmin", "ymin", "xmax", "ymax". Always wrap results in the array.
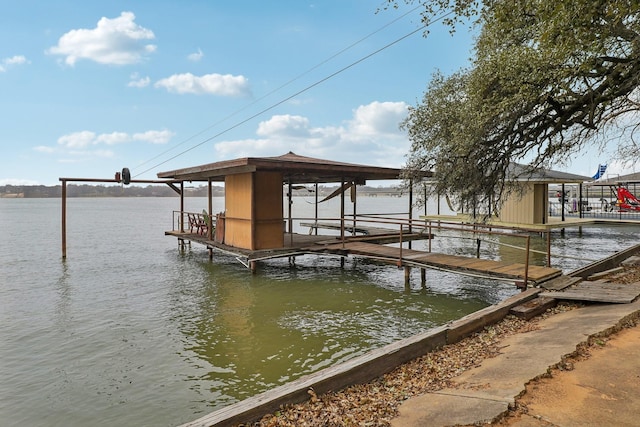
[{"xmin": 390, "ymin": 0, "xmax": 640, "ymax": 215}]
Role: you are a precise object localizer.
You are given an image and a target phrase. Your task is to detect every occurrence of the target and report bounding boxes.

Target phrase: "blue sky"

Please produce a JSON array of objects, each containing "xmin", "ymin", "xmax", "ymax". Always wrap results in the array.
[{"xmin": 0, "ymin": 1, "xmax": 622, "ymax": 186}]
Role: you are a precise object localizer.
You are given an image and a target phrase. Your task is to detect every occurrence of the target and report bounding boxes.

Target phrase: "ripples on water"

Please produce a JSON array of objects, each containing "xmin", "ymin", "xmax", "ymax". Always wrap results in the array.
[{"xmin": 0, "ymin": 197, "xmax": 637, "ymax": 427}]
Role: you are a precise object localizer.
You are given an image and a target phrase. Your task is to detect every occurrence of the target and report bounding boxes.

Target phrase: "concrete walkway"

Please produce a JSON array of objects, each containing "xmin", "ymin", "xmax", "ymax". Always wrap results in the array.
[{"xmin": 391, "ymin": 299, "xmax": 640, "ymax": 427}]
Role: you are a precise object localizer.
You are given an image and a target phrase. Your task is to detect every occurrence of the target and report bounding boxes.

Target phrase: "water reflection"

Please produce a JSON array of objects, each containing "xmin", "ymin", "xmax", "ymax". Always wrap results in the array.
[
  {"xmin": 54, "ymin": 261, "xmax": 71, "ymax": 326},
  {"xmin": 169, "ymin": 252, "xmax": 489, "ymax": 407}
]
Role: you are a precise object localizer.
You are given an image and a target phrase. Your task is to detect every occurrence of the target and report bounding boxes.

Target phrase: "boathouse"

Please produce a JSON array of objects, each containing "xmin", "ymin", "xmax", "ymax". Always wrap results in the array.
[
  {"xmin": 499, "ymin": 164, "xmax": 592, "ymax": 226},
  {"xmin": 156, "ymin": 152, "xmax": 561, "ymax": 287},
  {"xmin": 157, "ymin": 151, "xmax": 418, "ymax": 251},
  {"xmin": 425, "ymin": 163, "xmax": 593, "ymax": 228}
]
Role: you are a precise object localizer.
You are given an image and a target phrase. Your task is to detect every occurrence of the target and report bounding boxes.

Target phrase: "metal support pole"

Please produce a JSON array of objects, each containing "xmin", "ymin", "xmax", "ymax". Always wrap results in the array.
[
  {"xmin": 408, "ymin": 180, "xmax": 413, "ymax": 250},
  {"xmin": 340, "ymin": 178, "xmax": 345, "ymax": 246},
  {"xmin": 314, "ymin": 182, "xmax": 319, "ymax": 236},
  {"xmin": 180, "ymin": 181, "xmax": 185, "ymax": 233},
  {"xmin": 546, "ymin": 229, "xmax": 552, "ymax": 267},
  {"xmin": 561, "ymin": 183, "xmax": 566, "ymax": 221},
  {"xmin": 424, "ymin": 184, "xmax": 427, "ymax": 216},
  {"xmin": 61, "ymin": 179, "xmax": 67, "ymax": 259},
  {"xmin": 579, "ymin": 183, "xmax": 584, "ymax": 219},
  {"xmin": 352, "ymin": 181, "xmax": 357, "ymax": 234},
  {"xmin": 208, "ymin": 179, "xmax": 213, "ymax": 240},
  {"xmin": 288, "ymin": 179, "xmax": 293, "ymax": 246},
  {"xmin": 523, "ymin": 235, "xmax": 530, "ymax": 290}
]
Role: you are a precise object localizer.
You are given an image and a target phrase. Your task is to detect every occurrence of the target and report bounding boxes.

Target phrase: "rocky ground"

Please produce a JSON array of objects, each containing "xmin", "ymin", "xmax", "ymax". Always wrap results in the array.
[{"xmin": 244, "ymin": 266, "xmax": 640, "ymax": 427}]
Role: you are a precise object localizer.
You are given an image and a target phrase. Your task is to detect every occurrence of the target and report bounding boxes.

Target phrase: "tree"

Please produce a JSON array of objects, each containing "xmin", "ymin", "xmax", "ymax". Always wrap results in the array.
[{"xmin": 388, "ymin": 0, "xmax": 640, "ymax": 214}]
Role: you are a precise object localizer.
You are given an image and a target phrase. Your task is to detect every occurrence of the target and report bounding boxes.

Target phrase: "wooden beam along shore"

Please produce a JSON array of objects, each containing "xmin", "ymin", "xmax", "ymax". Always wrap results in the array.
[{"xmin": 178, "ymin": 289, "xmax": 542, "ymax": 427}]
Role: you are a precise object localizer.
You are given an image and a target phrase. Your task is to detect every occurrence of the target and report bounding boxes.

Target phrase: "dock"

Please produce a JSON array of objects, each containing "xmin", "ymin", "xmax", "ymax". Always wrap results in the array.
[
  {"xmin": 319, "ymin": 241, "xmax": 561, "ymax": 285},
  {"xmin": 167, "ymin": 227, "xmax": 562, "ymax": 287}
]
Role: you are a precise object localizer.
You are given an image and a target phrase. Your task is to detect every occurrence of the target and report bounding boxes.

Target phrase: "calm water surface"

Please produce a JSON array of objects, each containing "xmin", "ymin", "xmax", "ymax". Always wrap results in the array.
[{"xmin": 1, "ymin": 196, "xmax": 637, "ymax": 427}]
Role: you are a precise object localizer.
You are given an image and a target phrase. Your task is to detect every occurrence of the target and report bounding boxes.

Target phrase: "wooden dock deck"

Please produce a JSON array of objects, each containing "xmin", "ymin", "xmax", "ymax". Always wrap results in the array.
[
  {"xmin": 319, "ymin": 241, "xmax": 561, "ymax": 285},
  {"xmin": 167, "ymin": 229, "xmax": 561, "ymax": 286}
]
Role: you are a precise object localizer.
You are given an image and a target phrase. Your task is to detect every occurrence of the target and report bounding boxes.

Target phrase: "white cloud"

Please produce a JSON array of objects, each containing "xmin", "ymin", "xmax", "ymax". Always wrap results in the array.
[
  {"xmin": 56, "ymin": 129, "xmax": 173, "ymax": 149},
  {"xmin": 57, "ymin": 131, "xmax": 96, "ymax": 148},
  {"xmin": 1, "ymin": 55, "xmax": 29, "ymax": 72},
  {"xmin": 128, "ymin": 72, "xmax": 150, "ymax": 87},
  {"xmin": 154, "ymin": 72, "xmax": 250, "ymax": 96},
  {"xmin": 96, "ymin": 132, "xmax": 130, "ymax": 145},
  {"xmin": 256, "ymin": 115, "xmax": 313, "ymax": 138},
  {"xmin": 347, "ymin": 101, "xmax": 408, "ymax": 137},
  {"xmin": 187, "ymin": 48, "xmax": 204, "ymax": 62},
  {"xmin": 133, "ymin": 129, "xmax": 174, "ymax": 144},
  {"xmin": 215, "ymin": 101, "xmax": 410, "ymax": 168},
  {"xmin": 47, "ymin": 11, "xmax": 156, "ymax": 66}
]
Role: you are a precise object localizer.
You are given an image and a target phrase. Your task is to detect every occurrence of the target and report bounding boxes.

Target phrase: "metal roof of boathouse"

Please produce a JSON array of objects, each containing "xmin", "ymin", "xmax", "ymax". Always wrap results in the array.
[
  {"xmin": 507, "ymin": 163, "xmax": 592, "ymax": 183},
  {"xmin": 157, "ymin": 151, "xmax": 430, "ymax": 184}
]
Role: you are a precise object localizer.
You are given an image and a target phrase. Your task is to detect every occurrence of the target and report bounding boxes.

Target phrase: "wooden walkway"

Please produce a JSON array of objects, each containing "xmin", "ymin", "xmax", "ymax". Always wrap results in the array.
[
  {"xmin": 300, "ymin": 221, "xmax": 415, "ymax": 236},
  {"xmin": 167, "ymin": 230, "xmax": 561, "ymax": 285},
  {"xmin": 319, "ymin": 241, "xmax": 562, "ymax": 284},
  {"xmin": 540, "ymin": 279, "xmax": 640, "ymax": 303}
]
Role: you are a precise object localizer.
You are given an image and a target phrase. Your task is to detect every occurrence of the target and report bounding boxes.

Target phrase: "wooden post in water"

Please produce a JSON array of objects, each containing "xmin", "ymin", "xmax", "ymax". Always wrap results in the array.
[
  {"xmin": 420, "ymin": 268, "xmax": 426, "ymax": 288},
  {"xmin": 61, "ymin": 179, "xmax": 67, "ymax": 259},
  {"xmin": 404, "ymin": 266, "xmax": 411, "ymax": 289}
]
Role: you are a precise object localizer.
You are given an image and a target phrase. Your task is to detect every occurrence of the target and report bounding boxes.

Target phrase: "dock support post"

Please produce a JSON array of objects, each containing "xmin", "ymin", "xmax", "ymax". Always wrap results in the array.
[
  {"xmin": 420, "ymin": 268, "xmax": 426, "ymax": 287},
  {"xmin": 408, "ymin": 180, "xmax": 413, "ymax": 250},
  {"xmin": 250, "ymin": 261, "xmax": 257, "ymax": 273},
  {"xmin": 340, "ymin": 256, "xmax": 345, "ymax": 268},
  {"xmin": 546, "ymin": 230, "xmax": 551, "ymax": 267},
  {"xmin": 208, "ymin": 247, "xmax": 213, "ymax": 260},
  {"xmin": 404, "ymin": 266, "xmax": 411, "ymax": 289},
  {"xmin": 61, "ymin": 179, "xmax": 67, "ymax": 259},
  {"xmin": 523, "ymin": 235, "xmax": 530, "ymax": 291},
  {"xmin": 208, "ymin": 179, "xmax": 213, "ymax": 241},
  {"xmin": 476, "ymin": 238, "xmax": 481, "ymax": 258},
  {"xmin": 180, "ymin": 181, "xmax": 185, "ymax": 233},
  {"xmin": 340, "ymin": 178, "xmax": 345, "ymax": 245}
]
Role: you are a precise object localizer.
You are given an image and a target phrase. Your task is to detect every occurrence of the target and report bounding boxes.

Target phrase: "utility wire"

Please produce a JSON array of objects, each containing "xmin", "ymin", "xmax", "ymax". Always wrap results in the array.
[
  {"xmin": 135, "ymin": 10, "xmax": 450, "ymax": 178},
  {"xmin": 134, "ymin": 4, "xmax": 425, "ymax": 176}
]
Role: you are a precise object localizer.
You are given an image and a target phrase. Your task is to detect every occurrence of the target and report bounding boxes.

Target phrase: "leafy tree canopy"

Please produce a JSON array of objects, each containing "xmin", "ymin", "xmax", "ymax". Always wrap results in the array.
[{"xmin": 386, "ymin": 0, "xmax": 640, "ymax": 214}]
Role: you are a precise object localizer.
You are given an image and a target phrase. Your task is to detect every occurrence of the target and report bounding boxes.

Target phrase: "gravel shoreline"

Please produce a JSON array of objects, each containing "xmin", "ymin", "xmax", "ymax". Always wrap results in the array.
[
  {"xmin": 247, "ymin": 304, "xmax": 577, "ymax": 427},
  {"xmin": 243, "ymin": 266, "xmax": 640, "ymax": 427}
]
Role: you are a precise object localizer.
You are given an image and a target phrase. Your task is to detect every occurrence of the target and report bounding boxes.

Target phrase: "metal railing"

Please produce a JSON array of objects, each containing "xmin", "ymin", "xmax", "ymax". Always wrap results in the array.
[
  {"xmin": 171, "ymin": 210, "xmax": 216, "ymax": 238},
  {"xmin": 294, "ymin": 215, "xmax": 535, "ymax": 288}
]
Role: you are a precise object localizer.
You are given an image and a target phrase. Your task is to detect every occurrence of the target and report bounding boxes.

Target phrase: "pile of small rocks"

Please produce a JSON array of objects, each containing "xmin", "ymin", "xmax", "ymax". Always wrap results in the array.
[{"xmin": 251, "ymin": 304, "xmax": 579, "ymax": 427}]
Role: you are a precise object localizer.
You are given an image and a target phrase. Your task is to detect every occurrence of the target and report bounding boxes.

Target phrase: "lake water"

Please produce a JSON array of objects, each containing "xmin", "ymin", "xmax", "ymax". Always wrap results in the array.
[{"xmin": 1, "ymin": 196, "xmax": 637, "ymax": 427}]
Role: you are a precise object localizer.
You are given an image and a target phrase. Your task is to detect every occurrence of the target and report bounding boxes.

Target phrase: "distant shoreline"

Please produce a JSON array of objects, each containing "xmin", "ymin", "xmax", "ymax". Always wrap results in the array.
[{"xmin": 0, "ymin": 184, "xmax": 404, "ymax": 198}]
